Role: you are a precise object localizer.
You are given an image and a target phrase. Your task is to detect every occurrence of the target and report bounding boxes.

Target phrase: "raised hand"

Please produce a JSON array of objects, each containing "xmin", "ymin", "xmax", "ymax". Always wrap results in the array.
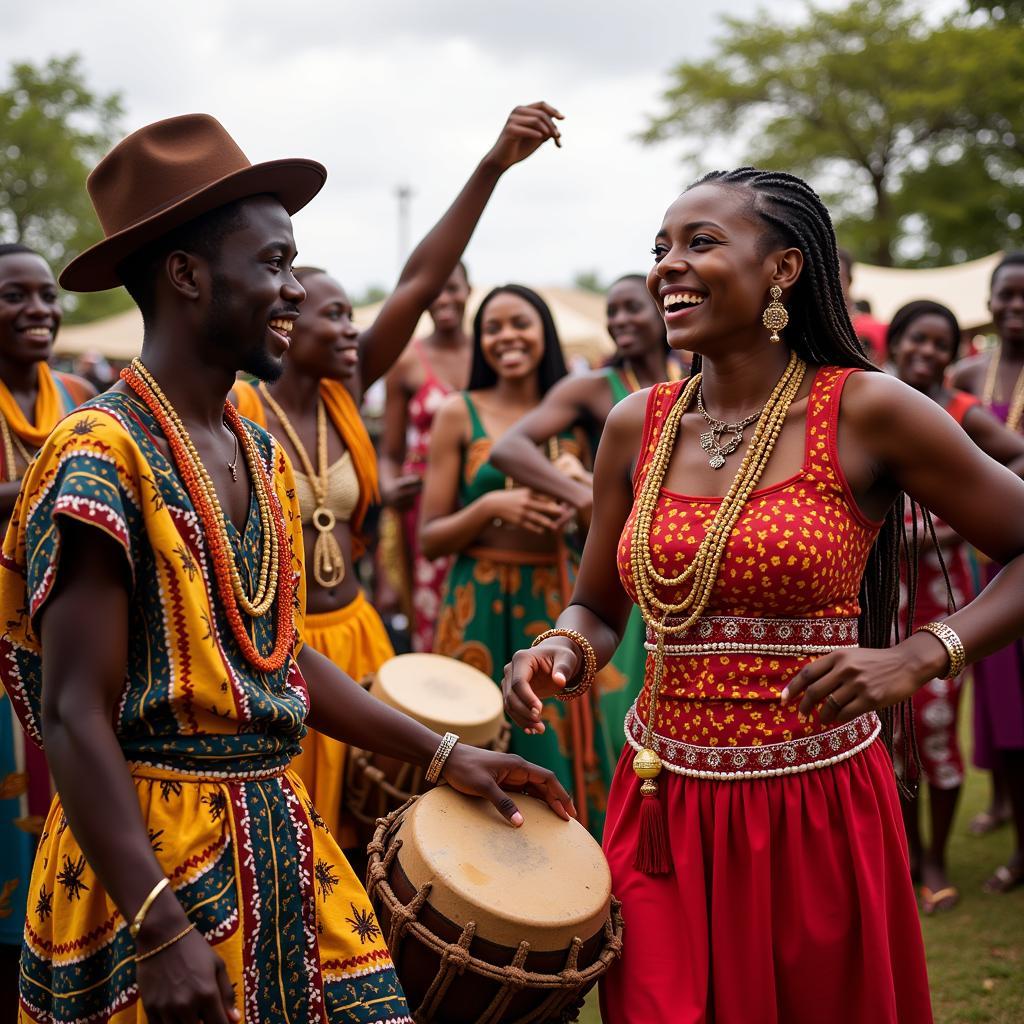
[
  {"xmin": 501, "ymin": 637, "xmax": 582, "ymax": 735},
  {"xmin": 482, "ymin": 102, "xmax": 565, "ymax": 173},
  {"xmin": 441, "ymin": 741, "xmax": 576, "ymax": 824}
]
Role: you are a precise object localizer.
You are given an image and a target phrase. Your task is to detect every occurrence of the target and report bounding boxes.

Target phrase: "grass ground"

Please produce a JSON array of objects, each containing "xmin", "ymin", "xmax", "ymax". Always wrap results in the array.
[{"xmin": 578, "ymin": 749, "xmax": 1023, "ymax": 1022}]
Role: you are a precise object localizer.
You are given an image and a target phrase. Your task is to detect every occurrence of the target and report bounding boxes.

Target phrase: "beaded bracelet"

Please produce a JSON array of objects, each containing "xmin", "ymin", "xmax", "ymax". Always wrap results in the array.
[
  {"xmin": 531, "ymin": 628, "xmax": 597, "ymax": 703},
  {"xmin": 134, "ymin": 922, "xmax": 196, "ymax": 963},
  {"xmin": 425, "ymin": 732, "xmax": 459, "ymax": 784},
  {"xmin": 916, "ymin": 621, "xmax": 966, "ymax": 678}
]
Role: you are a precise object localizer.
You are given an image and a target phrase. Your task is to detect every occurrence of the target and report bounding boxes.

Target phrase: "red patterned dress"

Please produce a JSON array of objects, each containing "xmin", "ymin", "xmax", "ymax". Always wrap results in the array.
[
  {"xmin": 402, "ymin": 341, "xmax": 454, "ymax": 652},
  {"xmin": 603, "ymin": 367, "xmax": 932, "ymax": 1023}
]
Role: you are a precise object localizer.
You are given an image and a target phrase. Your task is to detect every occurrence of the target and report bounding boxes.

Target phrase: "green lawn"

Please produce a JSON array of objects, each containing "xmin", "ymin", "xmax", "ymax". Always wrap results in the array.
[{"xmin": 578, "ymin": 757, "xmax": 1023, "ymax": 1023}]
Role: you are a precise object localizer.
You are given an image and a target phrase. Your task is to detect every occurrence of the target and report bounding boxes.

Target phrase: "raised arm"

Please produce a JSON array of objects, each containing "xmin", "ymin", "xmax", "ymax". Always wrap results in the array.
[
  {"xmin": 40, "ymin": 523, "xmax": 238, "ymax": 1023},
  {"xmin": 787, "ymin": 372, "xmax": 1024, "ymax": 720},
  {"xmin": 378, "ymin": 356, "xmax": 422, "ymax": 510},
  {"xmin": 502, "ymin": 391, "xmax": 645, "ymax": 734},
  {"xmin": 490, "ymin": 373, "xmax": 605, "ymax": 510},
  {"xmin": 358, "ymin": 102, "xmax": 564, "ymax": 390}
]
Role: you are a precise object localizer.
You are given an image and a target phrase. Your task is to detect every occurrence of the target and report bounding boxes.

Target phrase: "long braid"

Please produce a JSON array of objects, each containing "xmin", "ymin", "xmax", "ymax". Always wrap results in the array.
[{"xmin": 686, "ymin": 167, "xmax": 921, "ymax": 793}]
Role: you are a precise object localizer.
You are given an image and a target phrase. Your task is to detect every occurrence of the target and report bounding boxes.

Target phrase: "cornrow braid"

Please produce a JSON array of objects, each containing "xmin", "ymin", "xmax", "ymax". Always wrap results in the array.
[{"xmin": 685, "ymin": 167, "xmax": 921, "ymax": 793}]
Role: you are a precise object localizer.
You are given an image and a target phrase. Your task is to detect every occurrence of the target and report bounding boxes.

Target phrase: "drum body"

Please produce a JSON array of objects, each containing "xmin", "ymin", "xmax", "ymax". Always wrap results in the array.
[
  {"xmin": 367, "ymin": 786, "xmax": 623, "ymax": 1023},
  {"xmin": 345, "ymin": 654, "xmax": 509, "ymax": 842}
]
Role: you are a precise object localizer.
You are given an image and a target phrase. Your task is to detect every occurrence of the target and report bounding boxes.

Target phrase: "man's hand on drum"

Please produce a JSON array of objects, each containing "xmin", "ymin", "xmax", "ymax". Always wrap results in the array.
[
  {"xmin": 501, "ymin": 637, "xmax": 580, "ymax": 737},
  {"xmin": 442, "ymin": 743, "xmax": 576, "ymax": 826}
]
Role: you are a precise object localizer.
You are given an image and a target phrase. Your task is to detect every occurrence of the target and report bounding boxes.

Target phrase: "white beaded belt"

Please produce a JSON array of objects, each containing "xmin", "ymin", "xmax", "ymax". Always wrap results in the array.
[
  {"xmin": 624, "ymin": 702, "xmax": 880, "ymax": 781},
  {"xmin": 645, "ymin": 614, "xmax": 859, "ymax": 658}
]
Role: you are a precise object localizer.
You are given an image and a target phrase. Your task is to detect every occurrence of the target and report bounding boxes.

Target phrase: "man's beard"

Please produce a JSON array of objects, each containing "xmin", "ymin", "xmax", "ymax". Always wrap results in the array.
[{"xmin": 203, "ymin": 275, "xmax": 284, "ymax": 383}]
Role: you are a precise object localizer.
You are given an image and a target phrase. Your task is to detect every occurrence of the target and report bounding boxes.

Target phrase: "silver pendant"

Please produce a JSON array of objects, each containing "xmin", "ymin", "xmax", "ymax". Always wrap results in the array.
[
  {"xmin": 709, "ymin": 452, "xmax": 726, "ymax": 469},
  {"xmin": 700, "ymin": 431, "xmax": 715, "ymax": 452}
]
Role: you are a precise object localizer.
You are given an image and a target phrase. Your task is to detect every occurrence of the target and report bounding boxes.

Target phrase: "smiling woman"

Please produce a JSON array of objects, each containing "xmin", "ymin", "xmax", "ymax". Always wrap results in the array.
[{"xmin": 0, "ymin": 242, "xmax": 95, "ymax": 1007}]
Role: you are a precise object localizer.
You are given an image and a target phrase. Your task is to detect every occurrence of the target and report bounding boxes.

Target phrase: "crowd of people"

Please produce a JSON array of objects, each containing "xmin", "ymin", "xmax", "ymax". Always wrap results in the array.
[{"xmin": 0, "ymin": 100, "xmax": 1022, "ymax": 1023}]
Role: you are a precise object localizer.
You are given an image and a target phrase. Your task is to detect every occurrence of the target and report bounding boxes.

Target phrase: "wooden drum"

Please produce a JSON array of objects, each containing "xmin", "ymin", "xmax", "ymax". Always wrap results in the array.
[
  {"xmin": 345, "ymin": 654, "xmax": 510, "ymax": 842},
  {"xmin": 366, "ymin": 786, "xmax": 624, "ymax": 1023}
]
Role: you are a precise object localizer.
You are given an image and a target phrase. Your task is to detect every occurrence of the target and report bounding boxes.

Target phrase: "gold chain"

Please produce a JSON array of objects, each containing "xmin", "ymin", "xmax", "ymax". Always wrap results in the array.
[
  {"xmin": 981, "ymin": 343, "xmax": 1024, "ymax": 432},
  {"xmin": 257, "ymin": 384, "xmax": 345, "ymax": 588},
  {"xmin": 130, "ymin": 359, "xmax": 279, "ymax": 616},
  {"xmin": 630, "ymin": 352, "xmax": 807, "ymax": 755},
  {"xmin": 623, "ymin": 362, "xmax": 642, "ymax": 394},
  {"xmin": 0, "ymin": 412, "xmax": 38, "ymax": 482}
]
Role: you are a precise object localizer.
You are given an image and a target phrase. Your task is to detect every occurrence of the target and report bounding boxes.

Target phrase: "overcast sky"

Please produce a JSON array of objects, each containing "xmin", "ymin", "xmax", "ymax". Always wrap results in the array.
[{"xmin": 5, "ymin": 0, "xmax": 813, "ymax": 296}]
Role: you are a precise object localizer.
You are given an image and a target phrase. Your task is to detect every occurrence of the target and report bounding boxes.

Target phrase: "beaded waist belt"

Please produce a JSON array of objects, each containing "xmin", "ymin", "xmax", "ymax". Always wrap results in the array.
[
  {"xmin": 645, "ymin": 614, "xmax": 859, "ymax": 657},
  {"xmin": 624, "ymin": 702, "xmax": 880, "ymax": 780},
  {"xmin": 127, "ymin": 758, "xmax": 290, "ymax": 784}
]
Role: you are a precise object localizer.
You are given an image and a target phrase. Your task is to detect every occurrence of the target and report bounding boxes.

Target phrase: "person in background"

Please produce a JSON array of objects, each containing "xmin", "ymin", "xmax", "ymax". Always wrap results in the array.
[
  {"xmin": 380, "ymin": 261, "xmax": 472, "ymax": 652},
  {"xmin": 421, "ymin": 285, "xmax": 613, "ymax": 833},
  {"xmin": 838, "ymin": 247, "xmax": 888, "ymax": 365},
  {"xmin": 0, "ymin": 242, "xmax": 94, "ymax": 1007},
  {"xmin": 489, "ymin": 273, "xmax": 673, "ymax": 798},
  {"xmin": 72, "ymin": 349, "xmax": 116, "ymax": 392},
  {"xmin": 887, "ymin": 299, "xmax": 1024, "ymax": 913},
  {"xmin": 950, "ymin": 252, "xmax": 1024, "ymax": 890},
  {"xmin": 232, "ymin": 103, "xmax": 565, "ymax": 842}
]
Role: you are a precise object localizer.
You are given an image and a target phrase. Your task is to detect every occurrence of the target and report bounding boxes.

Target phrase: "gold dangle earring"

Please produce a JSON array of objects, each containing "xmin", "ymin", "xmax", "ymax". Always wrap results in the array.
[{"xmin": 762, "ymin": 285, "xmax": 789, "ymax": 343}]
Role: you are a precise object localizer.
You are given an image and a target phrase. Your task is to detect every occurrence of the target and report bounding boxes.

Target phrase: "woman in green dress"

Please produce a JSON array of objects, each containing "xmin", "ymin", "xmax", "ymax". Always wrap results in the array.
[
  {"xmin": 488, "ymin": 274, "xmax": 671, "ymax": 813},
  {"xmin": 420, "ymin": 285, "xmax": 612, "ymax": 832}
]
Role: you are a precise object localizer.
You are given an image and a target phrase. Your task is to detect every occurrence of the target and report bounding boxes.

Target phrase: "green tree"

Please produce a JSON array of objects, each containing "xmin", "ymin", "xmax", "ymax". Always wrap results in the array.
[
  {"xmin": 0, "ymin": 55, "xmax": 129, "ymax": 322},
  {"xmin": 641, "ymin": 0, "xmax": 1024, "ymax": 266},
  {"xmin": 572, "ymin": 270, "xmax": 605, "ymax": 294}
]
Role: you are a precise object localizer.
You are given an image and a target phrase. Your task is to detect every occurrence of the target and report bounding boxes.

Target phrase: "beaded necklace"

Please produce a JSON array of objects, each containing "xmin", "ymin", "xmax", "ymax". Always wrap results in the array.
[
  {"xmin": 628, "ymin": 351, "xmax": 806, "ymax": 871},
  {"xmin": 0, "ymin": 413, "xmax": 35, "ymax": 482},
  {"xmin": 981, "ymin": 343, "xmax": 1024, "ymax": 431},
  {"xmin": 258, "ymin": 383, "xmax": 346, "ymax": 588},
  {"xmin": 122, "ymin": 360, "xmax": 296, "ymax": 673}
]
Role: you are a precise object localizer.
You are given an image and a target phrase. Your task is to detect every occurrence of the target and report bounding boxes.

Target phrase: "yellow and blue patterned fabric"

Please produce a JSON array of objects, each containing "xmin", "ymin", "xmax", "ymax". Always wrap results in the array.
[{"xmin": 0, "ymin": 391, "xmax": 410, "ymax": 1023}]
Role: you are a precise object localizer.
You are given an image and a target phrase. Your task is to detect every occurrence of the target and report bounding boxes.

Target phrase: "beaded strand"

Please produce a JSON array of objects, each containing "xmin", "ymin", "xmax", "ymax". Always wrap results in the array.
[{"xmin": 121, "ymin": 361, "xmax": 296, "ymax": 674}]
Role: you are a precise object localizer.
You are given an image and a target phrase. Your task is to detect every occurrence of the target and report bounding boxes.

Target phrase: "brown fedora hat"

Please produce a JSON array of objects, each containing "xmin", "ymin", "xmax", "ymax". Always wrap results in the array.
[{"xmin": 60, "ymin": 113, "xmax": 327, "ymax": 292}]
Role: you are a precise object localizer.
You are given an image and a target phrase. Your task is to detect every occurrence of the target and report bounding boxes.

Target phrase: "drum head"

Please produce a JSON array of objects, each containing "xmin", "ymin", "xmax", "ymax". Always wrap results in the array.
[
  {"xmin": 395, "ymin": 786, "xmax": 611, "ymax": 951},
  {"xmin": 372, "ymin": 654, "xmax": 505, "ymax": 748}
]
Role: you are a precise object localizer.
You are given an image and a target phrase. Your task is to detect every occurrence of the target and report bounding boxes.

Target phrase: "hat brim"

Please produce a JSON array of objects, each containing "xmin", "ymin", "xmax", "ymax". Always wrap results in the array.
[{"xmin": 59, "ymin": 157, "xmax": 327, "ymax": 292}]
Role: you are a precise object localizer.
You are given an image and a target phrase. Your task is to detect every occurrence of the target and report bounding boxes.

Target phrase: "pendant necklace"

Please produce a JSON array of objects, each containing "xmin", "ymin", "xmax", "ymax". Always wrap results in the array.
[{"xmin": 696, "ymin": 386, "xmax": 762, "ymax": 469}]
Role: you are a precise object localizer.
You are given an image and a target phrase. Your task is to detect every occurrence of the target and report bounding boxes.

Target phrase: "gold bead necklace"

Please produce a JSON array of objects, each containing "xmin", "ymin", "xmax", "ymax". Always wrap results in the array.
[
  {"xmin": 258, "ymin": 383, "xmax": 346, "ymax": 588},
  {"xmin": 129, "ymin": 359, "xmax": 279, "ymax": 617},
  {"xmin": 629, "ymin": 351, "xmax": 807, "ymax": 783},
  {"xmin": 981, "ymin": 343, "xmax": 1024, "ymax": 432}
]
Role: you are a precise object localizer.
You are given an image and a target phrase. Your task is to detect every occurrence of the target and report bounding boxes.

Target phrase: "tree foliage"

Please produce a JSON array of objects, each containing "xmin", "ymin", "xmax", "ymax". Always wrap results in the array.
[
  {"xmin": 641, "ymin": 0, "xmax": 1024, "ymax": 266},
  {"xmin": 0, "ymin": 55, "xmax": 129, "ymax": 322}
]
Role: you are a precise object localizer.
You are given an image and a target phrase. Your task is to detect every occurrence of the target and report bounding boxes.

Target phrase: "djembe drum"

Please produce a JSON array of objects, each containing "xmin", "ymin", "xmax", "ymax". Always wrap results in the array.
[
  {"xmin": 345, "ymin": 654, "xmax": 510, "ymax": 844},
  {"xmin": 366, "ymin": 786, "xmax": 623, "ymax": 1023}
]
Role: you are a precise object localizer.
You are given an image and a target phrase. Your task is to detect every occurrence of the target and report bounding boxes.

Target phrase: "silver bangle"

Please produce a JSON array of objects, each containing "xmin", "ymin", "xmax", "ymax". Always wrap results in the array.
[{"xmin": 425, "ymin": 732, "xmax": 459, "ymax": 784}]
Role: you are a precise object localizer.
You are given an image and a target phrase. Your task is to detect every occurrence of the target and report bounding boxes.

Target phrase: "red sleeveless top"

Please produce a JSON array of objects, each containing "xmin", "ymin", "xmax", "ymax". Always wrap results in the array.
[{"xmin": 617, "ymin": 366, "xmax": 883, "ymax": 760}]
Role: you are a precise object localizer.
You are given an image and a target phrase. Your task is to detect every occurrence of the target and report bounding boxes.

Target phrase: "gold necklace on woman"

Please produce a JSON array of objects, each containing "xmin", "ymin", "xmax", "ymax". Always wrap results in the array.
[
  {"xmin": 982, "ymin": 343, "xmax": 1024, "ymax": 431},
  {"xmin": 0, "ymin": 413, "xmax": 35, "ymax": 482},
  {"xmin": 628, "ymin": 352, "xmax": 807, "ymax": 871},
  {"xmin": 258, "ymin": 383, "xmax": 346, "ymax": 588},
  {"xmin": 622, "ymin": 361, "xmax": 642, "ymax": 393}
]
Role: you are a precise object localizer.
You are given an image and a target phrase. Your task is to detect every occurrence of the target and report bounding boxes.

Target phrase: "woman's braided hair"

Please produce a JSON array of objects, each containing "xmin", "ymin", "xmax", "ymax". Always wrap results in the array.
[{"xmin": 686, "ymin": 167, "xmax": 920, "ymax": 789}]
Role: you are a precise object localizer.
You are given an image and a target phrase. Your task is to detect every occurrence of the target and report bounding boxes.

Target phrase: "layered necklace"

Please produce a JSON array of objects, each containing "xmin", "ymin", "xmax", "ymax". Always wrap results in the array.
[
  {"xmin": 629, "ymin": 352, "xmax": 807, "ymax": 809},
  {"xmin": 982, "ymin": 344, "xmax": 1024, "ymax": 431},
  {"xmin": 258, "ymin": 383, "xmax": 346, "ymax": 588},
  {"xmin": 696, "ymin": 384, "xmax": 762, "ymax": 469},
  {"xmin": 122, "ymin": 359, "xmax": 295, "ymax": 673},
  {"xmin": 0, "ymin": 416, "xmax": 36, "ymax": 482}
]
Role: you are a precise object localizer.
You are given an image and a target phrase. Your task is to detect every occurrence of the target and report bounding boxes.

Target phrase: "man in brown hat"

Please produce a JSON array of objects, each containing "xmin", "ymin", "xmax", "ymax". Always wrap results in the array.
[{"xmin": 0, "ymin": 111, "xmax": 571, "ymax": 1022}]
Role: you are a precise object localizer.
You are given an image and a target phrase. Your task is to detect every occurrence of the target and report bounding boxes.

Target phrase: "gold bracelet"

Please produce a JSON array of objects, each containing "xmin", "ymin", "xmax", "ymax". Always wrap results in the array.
[
  {"xmin": 129, "ymin": 877, "xmax": 170, "ymax": 940},
  {"xmin": 134, "ymin": 922, "xmax": 196, "ymax": 963},
  {"xmin": 916, "ymin": 621, "xmax": 966, "ymax": 678},
  {"xmin": 425, "ymin": 732, "xmax": 459, "ymax": 785},
  {"xmin": 531, "ymin": 628, "xmax": 597, "ymax": 703}
]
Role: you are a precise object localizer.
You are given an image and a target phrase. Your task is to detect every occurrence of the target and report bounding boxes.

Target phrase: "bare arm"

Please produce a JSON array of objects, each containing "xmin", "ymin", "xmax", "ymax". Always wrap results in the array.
[
  {"xmin": 788, "ymin": 372, "xmax": 1024, "ymax": 720},
  {"xmin": 358, "ymin": 103, "xmax": 564, "ymax": 391},
  {"xmin": 502, "ymin": 392, "xmax": 645, "ymax": 733},
  {"xmin": 490, "ymin": 373, "xmax": 610, "ymax": 508},
  {"xmin": 378, "ymin": 357, "xmax": 423, "ymax": 509},
  {"xmin": 40, "ymin": 522, "xmax": 237, "ymax": 1022},
  {"xmin": 962, "ymin": 403, "xmax": 1024, "ymax": 477}
]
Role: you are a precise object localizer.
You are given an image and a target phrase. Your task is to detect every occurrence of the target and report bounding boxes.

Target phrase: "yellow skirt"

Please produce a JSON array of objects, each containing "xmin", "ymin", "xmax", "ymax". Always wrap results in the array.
[
  {"xmin": 291, "ymin": 592, "xmax": 395, "ymax": 843},
  {"xmin": 19, "ymin": 765, "xmax": 409, "ymax": 1022}
]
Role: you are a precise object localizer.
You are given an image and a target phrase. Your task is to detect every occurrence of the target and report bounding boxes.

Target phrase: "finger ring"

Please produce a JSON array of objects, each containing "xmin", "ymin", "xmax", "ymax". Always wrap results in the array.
[{"xmin": 826, "ymin": 694, "xmax": 842, "ymax": 713}]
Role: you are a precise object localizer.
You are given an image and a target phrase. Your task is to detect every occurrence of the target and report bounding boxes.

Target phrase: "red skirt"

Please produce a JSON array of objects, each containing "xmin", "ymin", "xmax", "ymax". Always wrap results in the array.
[{"xmin": 600, "ymin": 739, "xmax": 933, "ymax": 1024}]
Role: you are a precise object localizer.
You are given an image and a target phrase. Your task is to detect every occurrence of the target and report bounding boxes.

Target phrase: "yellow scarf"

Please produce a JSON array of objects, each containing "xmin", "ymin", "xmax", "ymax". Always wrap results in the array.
[{"xmin": 0, "ymin": 363, "xmax": 66, "ymax": 447}]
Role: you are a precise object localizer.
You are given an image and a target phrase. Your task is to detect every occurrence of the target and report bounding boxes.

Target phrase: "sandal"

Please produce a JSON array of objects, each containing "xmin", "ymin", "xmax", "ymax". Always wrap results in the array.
[
  {"xmin": 919, "ymin": 885, "xmax": 959, "ymax": 914},
  {"xmin": 982, "ymin": 862, "xmax": 1024, "ymax": 894},
  {"xmin": 968, "ymin": 809, "xmax": 1010, "ymax": 836}
]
